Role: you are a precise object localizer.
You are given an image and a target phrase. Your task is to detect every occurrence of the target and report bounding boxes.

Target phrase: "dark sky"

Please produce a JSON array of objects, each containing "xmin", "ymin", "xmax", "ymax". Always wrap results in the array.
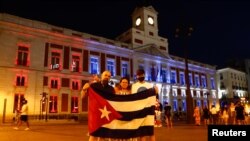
[{"xmin": 1, "ymin": 0, "xmax": 250, "ymax": 69}]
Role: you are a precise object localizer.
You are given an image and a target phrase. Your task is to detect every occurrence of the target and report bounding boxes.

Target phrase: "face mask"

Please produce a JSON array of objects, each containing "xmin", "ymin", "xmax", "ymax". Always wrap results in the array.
[{"xmin": 137, "ymin": 77, "xmax": 145, "ymax": 82}]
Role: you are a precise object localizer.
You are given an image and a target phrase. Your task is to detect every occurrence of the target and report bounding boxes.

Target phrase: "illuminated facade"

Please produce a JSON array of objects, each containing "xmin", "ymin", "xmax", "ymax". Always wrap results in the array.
[
  {"xmin": 217, "ymin": 68, "xmax": 248, "ymax": 104},
  {"xmin": 0, "ymin": 6, "xmax": 218, "ymax": 122}
]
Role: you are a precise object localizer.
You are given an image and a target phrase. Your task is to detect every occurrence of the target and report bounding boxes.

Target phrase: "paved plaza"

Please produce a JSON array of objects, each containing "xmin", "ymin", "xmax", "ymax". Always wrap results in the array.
[{"xmin": 0, "ymin": 120, "xmax": 207, "ymax": 141}]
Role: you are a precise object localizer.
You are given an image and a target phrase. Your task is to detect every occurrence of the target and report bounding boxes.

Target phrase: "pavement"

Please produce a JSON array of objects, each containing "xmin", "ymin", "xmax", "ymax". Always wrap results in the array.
[{"xmin": 0, "ymin": 120, "xmax": 208, "ymax": 141}]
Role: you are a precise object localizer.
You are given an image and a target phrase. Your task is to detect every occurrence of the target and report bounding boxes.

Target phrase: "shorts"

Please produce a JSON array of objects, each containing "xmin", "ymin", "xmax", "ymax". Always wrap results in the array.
[{"xmin": 20, "ymin": 115, "xmax": 28, "ymax": 122}]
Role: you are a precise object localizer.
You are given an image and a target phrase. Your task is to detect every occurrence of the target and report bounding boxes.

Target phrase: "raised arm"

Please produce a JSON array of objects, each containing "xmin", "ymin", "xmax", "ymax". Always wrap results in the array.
[{"xmin": 81, "ymin": 83, "xmax": 90, "ymax": 99}]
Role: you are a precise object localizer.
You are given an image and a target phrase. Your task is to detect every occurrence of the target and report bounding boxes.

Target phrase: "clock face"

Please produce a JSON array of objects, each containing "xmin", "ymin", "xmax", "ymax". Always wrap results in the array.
[
  {"xmin": 135, "ymin": 17, "xmax": 141, "ymax": 26},
  {"xmin": 148, "ymin": 17, "xmax": 154, "ymax": 25}
]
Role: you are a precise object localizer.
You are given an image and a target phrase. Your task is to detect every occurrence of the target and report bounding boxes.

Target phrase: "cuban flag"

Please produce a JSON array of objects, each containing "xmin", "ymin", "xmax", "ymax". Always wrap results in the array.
[{"xmin": 88, "ymin": 87, "xmax": 156, "ymax": 139}]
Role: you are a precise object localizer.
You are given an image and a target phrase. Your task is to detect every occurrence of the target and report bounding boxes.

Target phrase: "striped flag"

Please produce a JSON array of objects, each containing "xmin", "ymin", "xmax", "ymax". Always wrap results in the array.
[{"xmin": 88, "ymin": 87, "xmax": 156, "ymax": 139}]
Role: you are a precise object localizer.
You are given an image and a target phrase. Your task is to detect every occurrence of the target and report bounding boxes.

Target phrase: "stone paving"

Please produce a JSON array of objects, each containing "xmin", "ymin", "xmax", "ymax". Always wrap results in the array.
[{"xmin": 0, "ymin": 120, "xmax": 207, "ymax": 141}]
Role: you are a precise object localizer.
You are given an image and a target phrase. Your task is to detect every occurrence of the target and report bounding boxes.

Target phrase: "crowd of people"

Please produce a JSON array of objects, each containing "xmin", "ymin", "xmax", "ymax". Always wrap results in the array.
[{"xmin": 193, "ymin": 102, "xmax": 249, "ymax": 126}]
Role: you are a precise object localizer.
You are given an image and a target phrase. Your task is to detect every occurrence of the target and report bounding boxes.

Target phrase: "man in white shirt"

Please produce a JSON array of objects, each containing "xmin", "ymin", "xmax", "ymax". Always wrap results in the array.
[
  {"xmin": 131, "ymin": 69, "xmax": 158, "ymax": 141},
  {"xmin": 132, "ymin": 69, "xmax": 153, "ymax": 93},
  {"xmin": 14, "ymin": 99, "xmax": 30, "ymax": 130}
]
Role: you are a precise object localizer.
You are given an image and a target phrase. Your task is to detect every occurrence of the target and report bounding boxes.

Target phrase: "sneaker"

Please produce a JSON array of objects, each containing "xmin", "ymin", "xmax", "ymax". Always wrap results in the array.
[
  {"xmin": 24, "ymin": 128, "xmax": 30, "ymax": 131},
  {"xmin": 13, "ymin": 127, "xmax": 19, "ymax": 130}
]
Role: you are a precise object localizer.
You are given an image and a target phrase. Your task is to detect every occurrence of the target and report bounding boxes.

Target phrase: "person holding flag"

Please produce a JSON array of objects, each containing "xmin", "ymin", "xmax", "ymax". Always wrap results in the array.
[
  {"xmin": 131, "ymin": 69, "xmax": 158, "ymax": 141},
  {"xmin": 81, "ymin": 70, "xmax": 119, "ymax": 141}
]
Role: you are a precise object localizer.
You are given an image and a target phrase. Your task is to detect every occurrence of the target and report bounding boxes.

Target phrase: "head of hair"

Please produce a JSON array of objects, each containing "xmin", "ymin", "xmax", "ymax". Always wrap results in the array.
[
  {"xmin": 101, "ymin": 70, "xmax": 111, "ymax": 79},
  {"xmin": 118, "ymin": 77, "xmax": 131, "ymax": 90},
  {"xmin": 119, "ymin": 77, "xmax": 130, "ymax": 84},
  {"xmin": 136, "ymin": 69, "xmax": 145, "ymax": 76}
]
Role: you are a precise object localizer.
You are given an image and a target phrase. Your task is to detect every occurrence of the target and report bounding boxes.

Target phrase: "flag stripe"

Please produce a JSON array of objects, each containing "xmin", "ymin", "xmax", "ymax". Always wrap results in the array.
[
  {"xmin": 92, "ymin": 126, "xmax": 154, "ymax": 138},
  {"xmin": 109, "ymin": 96, "xmax": 155, "ymax": 112},
  {"xmin": 102, "ymin": 115, "xmax": 155, "ymax": 129},
  {"xmin": 95, "ymin": 88, "xmax": 156, "ymax": 101},
  {"xmin": 117, "ymin": 106, "xmax": 155, "ymax": 121}
]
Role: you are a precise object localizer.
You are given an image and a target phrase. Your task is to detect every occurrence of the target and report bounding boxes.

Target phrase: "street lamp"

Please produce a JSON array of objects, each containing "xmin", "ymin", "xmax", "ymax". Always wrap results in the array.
[{"xmin": 175, "ymin": 25, "xmax": 194, "ymax": 124}]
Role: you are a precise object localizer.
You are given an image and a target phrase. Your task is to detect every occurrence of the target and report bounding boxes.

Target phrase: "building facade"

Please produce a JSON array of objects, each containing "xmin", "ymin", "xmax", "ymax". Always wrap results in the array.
[
  {"xmin": 217, "ymin": 67, "xmax": 248, "ymax": 105},
  {"xmin": 0, "ymin": 6, "xmax": 218, "ymax": 122}
]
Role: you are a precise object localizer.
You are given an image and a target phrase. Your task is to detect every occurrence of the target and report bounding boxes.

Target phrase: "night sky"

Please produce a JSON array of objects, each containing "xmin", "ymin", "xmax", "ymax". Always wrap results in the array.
[{"xmin": 1, "ymin": 0, "xmax": 250, "ymax": 69}]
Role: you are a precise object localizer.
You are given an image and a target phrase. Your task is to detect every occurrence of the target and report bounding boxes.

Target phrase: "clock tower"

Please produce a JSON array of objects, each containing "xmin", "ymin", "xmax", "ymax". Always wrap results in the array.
[
  {"xmin": 132, "ymin": 6, "xmax": 159, "ymax": 37},
  {"xmin": 116, "ymin": 6, "xmax": 169, "ymax": 55}
]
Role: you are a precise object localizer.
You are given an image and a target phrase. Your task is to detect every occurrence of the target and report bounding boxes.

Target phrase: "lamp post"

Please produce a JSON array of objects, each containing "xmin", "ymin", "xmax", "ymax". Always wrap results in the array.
[
  {"xmin": 40, "ymin": 92, "xmax": 48, "ymax": 122},
  {"xmin": 175, "ymin": 25, "xmax": 194, "ymax": 124}
]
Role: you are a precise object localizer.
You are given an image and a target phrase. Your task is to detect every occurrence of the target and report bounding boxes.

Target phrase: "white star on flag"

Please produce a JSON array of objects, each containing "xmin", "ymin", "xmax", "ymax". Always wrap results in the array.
[{"xmin": 99, "ymin": 105, "xmax": 111, "ymax": 121}]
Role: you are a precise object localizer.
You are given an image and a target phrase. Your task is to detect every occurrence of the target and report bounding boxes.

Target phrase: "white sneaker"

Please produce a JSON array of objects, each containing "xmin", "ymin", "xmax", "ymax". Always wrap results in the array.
[
  {"xmin": 13, "ymin": 127, "xmax": 19, "ymax": 130},
  {"xmin": 24, "ymin": 128, "xmax": 30, "ymax": 131}
]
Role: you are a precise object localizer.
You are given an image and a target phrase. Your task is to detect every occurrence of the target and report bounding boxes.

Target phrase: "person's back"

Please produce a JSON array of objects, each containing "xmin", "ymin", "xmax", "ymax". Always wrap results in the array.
[
  {"xmin": 21, "ymin": 104, "xmax": 28, "ymax": 115},
  {"xmin": 235, "ymin": 103, "xmax": 245, "ymax": 125},
  {"xmin": 164, "ymin": 106, "xmax": 171, "ymax": 117},
  {"xmin": 203, "ymin": 107, "xmax": 210, "ymax": 125},
  {"xmin": 203, "ymin": 107, "xmax": 209, "ymax": 118},
  {"xmin": 164, "ymin": 104, "xmax": 172, "ymax": 128},
  {"xmin": 210, "ymin": 105, "xmax": 217, "ymax": 124}
]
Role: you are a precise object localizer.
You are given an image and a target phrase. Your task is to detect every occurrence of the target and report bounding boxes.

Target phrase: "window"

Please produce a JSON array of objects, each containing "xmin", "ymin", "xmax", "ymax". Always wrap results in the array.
[
  {"xmin": 17, "ymin": 46, "xmax": 29, "ymax": 66},
  {"xmin": 150, "ymin": 66, "xmax": 157, "ymax": 81},
  {"xmin": 210, "ymin": 78, "xmax": 215, "ymax": 89},
  {"xmin": 212, "ymin": 92, "xmax": 216, "ymax": 99},
  {"xmin": 161, "ymin": 69, "xmax": 167, "ymax": 83},
  {"xmin": 71, "ymin": 55, "xmax": 80, "ymax": 72},
  {"xmin": 196, "ymin": 100, "xmax": 201, "ymax": 107},
  {"xmin": 173, "ymin": 100, "xmax": 178, "ymax": 112},
  {"xmin": 220, "ymin": 73, "xmax": 223, "ymax": 80},
  {"xmin": 72, "ymin": 80, "xmax": 79, "ymax": 90},
  {"xmin": 13, "ymin": 94, "xmax": 24, "ymax": 113},
  {"xmin": 16, "ymin": 75, "xmax": 25, "ymax": 86},
  {"xmin": 170, "ymin": 71, "xmax": 176, "ymax": 84},
  {"xmin": 90, "ymin": 57, "xmax": 99, "ymax": 74},
  {"xmin": 181, "ymin": 89, "xmax": 186, "ymax": 97},
  {"xmin": 190, "ymin": 90, "xmax": 194, "ymax": 97},
  {"xmin": 121, "ymin": 62, "xmax": 129, "ymax": 77},
  {"xmin": 172, "ymin": 89, "xmax": 177, "ymax": 97},
  {"xmin": 201, "ymin": 76, "xmax": 207, "ymax": 88},
  {"xmin": 182, "ymin": 100, "xmax": 186, "ymax": 111},
  {"xmin": 189, "ymin": 73, "xmax": 193, "ymax": 86},
  {"xmin": 196, "ymin": 91, "xmax": 200, "ymax": 98},
  {"xmin": 194, "ymin": 75, "xmax": 200, "ymax": 87},
  {"xmin": 71, "ymin": 97, "xmax": 79, "ymax": 113},
  {"xmin": 220, "ymin": 82, "xmax": 226, "ymax": 89},
  {"xmin": 50, "ymin": 52, "xmax": 61, "ymax": 70},
  {"xmin": 49, "ymin": 96, "xmax": 57, "ymax": 113},
  {"xmin": 51, "ymin": 79, "xmax": 58, "ymax": 89},
  {"xmin": 107, "ymin": 59, "xmax": 115, "ymax": 76},
  {"xmin": 179, "ymin": 72, "xmax": 185, "ymax": 85}
]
